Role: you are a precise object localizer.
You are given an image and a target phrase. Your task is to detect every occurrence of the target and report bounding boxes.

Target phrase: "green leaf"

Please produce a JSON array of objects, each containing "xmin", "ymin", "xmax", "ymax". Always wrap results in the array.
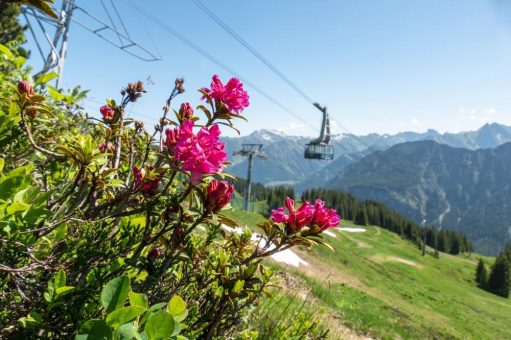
[
  {"xmin": 18, "ymin": 311, "xmax": 43, "ymax": 329},
  {"xmin": 0, "ymin": 158, "xmax": 4, "ymax": 172},
  {"xmin": 232, "ymin": 279, "xmax": 245, "ymax": 293},
  {"xmin": 76, "ymin": 319, "xmax": 113, "ymax": 340},
  {"xmin": 36, "ymin": 71, "xmax": 58, "ymax": 85},
  {"xmin": 101, "ymin": 276, "xmax": 130, "ymax": 313},
  {"xmin": 0, "ymin": 44, "xmax": 13, "ymax": 60},
  {"xmin": 139, "ymin": 302, "xmax": 167, "ymax": 326},
  {"xmin": 25, "ymin": 0, "xmax": 58, "ymax": 19},
  {"xmin": 54, "ymin": 269, "xmax": 66, "ymax": 288},
  {"xmin": 106, "ymin": 306, "xmax": 145, "ymax": 329},
  {"xmin": 56, "ymin": 286, "xmax": 75, "ymax": 297},
  {"xmin": 166, "ymin": 296, "xmax": 186, "ymax": 317},
  {"xmin": 145, "ymin": 312, "xmax": 174, "ymax": 340},
  {"xmin": 117, "ymin": 322, "xmax": 141, "ymax": 340},
  {"xmin": 129, "ymin": 292, "xmax": 148, "ymax": 309}
]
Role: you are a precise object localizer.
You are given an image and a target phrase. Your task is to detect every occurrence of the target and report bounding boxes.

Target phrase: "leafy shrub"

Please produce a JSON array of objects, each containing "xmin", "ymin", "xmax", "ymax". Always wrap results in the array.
[{"xmin": 0, "ymin": 38, "xmax": 340, "ymax": 339}]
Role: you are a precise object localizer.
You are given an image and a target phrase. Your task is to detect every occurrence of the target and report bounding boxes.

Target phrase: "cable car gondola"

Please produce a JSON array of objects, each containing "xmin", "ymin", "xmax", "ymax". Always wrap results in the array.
[{"xmin": 304, "ymin": 103, "xmax": 334, "ymax": 160}]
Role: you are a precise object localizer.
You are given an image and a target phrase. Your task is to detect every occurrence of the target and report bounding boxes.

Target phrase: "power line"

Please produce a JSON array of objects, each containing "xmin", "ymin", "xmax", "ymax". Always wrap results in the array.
[
  {"xmin": 123, "ymin": 0, "xmax": 315, "ymax": 131},
  {"xmin": 191, "ymin": 0, "xmax": 315, "ymax": 105},
  {"xmin": 124, "ymin": 1, "xmax": 407, "ymax": 180},
  {"xmin": 189, "ymin": 1, "xmax": 397, "ymax": 155}
]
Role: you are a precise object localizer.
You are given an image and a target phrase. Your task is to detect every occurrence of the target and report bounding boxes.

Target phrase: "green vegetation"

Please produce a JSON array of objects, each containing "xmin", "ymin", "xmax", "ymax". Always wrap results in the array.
[
  {"xmin": 303, "ymin": 188, "xmax": 473, "ymax": 254},
  {"xmin": 291, "ymin": 221, "xmax": 511, "ymax": 339},
  {"xmin": 222, "ymin": 209, "xmax": 511, "ymax": 339},
  {"xmin": 220, "ymin": 214, "xmax": 504, "ymax": 339}
]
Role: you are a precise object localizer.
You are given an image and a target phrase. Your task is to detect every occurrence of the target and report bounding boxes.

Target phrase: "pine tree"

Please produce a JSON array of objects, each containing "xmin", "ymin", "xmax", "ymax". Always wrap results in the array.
[
  {"xmin": 487, "ymin": 255, "xmax": 510, "ymax": 298},
  {"xmin": 475, "ymin": 259, "xmax": 488, "ymax": 289},
  {"xmin": 354, "ymin": 207, "xmax": 369, "ymax": 226}
]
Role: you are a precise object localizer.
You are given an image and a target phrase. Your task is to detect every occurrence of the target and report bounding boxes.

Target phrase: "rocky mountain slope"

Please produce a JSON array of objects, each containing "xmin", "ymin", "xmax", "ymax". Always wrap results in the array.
[
  {"xmin": 222, "ymin": 123, "xmax": 511, "ymax": 188},
  {"xmin": 329, "ymin": 141, "xmax": 511, "ymax": 254}
]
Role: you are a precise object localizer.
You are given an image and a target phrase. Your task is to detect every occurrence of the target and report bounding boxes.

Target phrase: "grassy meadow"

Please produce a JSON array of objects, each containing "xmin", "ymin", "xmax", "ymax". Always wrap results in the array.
[{"xmin": 224, "ymin": 209, "xmax": 511, "ymax": 339}]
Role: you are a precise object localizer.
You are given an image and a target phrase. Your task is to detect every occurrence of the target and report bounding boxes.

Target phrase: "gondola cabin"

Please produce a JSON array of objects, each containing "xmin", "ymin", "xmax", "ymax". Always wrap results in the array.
[{"xmin": 304, "ymin": 103, "xmax": 334, "ymax": 160}]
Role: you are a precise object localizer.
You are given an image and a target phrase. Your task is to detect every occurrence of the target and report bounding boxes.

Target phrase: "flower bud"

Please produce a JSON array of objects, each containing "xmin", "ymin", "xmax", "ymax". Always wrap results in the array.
[
  {"xmin": 18, "ymin": 80, "xmax": 34, "ymax": 96},
  {"xmin": 178, "ymin": 102, "xmax": 194, "ymax": 121},
  {"xmin": 98, "ymin": 141, "xmax": 114, "ymax": 153},
  {"xmin": 100, "ymin": 105, "xmax": 115, "ymax": 122},
  {"xmin": 206, "ymin": 180, "xmax": 234, "ymax": 212},
  {"xmin": 163, "ymin": 128, "xmax": 179, "ymax": 153},
  {"xmin": 133, "ymin": 166, "xmax": 161, "ymax": 195},
  {"xmin": 27, "ymin": 103, "xmax": 40, "ymax": 118},
  {"xmin": 175, "ymin": 77, "xmax": 185, "ymax": 94},
  {"xmin": 148, "ymin": 247, "xmax": 161, "ymax": 261}
]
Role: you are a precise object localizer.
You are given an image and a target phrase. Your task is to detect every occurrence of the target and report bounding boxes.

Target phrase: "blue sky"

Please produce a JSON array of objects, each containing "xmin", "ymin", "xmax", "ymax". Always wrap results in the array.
[{"xmin": 22, "ymin": 0, "xmax": 511, "ymax": 137}]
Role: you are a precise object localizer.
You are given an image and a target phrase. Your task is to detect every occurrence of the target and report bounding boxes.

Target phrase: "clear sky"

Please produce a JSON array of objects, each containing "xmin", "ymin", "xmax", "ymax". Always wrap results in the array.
[{"xmin": 21, "ymin": 0, "xmax": 511, "ymax": 137}]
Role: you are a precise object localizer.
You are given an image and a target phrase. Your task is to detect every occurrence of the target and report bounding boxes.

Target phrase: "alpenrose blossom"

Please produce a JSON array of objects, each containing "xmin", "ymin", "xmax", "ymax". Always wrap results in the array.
[
  {"xmin": 201, "ymin": 75, "xmax": 249, "ymax": 114},
  {"xmin": 174, "ymin": 120, "xmax": 227, "ymax": 185},
  {"xmin": 179, "ymin": 102, "xmax": 194, "ymax": 120},
  {"xmin": 100, "ymin": 105, "xmax": 115, "ymax": 122},
  {"xmin": 312, "ymin": 199, "xmax": 341, "ymax": 231},
  {"xmin": 133, "ymin": 166, "xmax": 161, "ymax": 195},
  {"xmin": 206, "ymin": 180, "xmax": 234, "ymax": 212},
  {"xmin": 271, "ymin": 197, "xmax": 341, "ymax": 234}
]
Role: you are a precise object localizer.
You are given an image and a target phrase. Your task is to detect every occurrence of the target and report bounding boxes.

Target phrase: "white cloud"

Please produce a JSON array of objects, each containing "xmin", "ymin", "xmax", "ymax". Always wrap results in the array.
[
  {"xmin": 459, "ymin": 107, "xmax": 497, "ymax": 124},
  {"xmin": 411, "ymin": 118, "xmax": 420, "ymax": 126}
]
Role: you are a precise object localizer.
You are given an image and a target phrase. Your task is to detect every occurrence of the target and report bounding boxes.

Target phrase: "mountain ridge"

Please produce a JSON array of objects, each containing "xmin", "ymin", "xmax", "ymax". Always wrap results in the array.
[
  {"xmin": 329, "ymin": 140, "xmax": 511, "ymax": 254},
  {"xmin": 222, "ymin": 122, "xmax": 511, "ymax": 187}
]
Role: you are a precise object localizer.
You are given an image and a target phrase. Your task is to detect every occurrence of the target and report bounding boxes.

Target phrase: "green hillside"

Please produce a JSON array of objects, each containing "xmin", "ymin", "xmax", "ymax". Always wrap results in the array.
[{"xmin": 224, "ymin": 210, "xmax": 511, "ymax": 339}]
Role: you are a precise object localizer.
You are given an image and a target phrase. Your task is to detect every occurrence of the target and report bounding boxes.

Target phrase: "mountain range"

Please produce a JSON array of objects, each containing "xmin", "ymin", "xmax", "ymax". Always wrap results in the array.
[
  {"xmin": 223, "ymin": 123, "xmax": 511, "ymax": 188},
  {"xmin": 330, "ymin": 140, "xmax": 511, "ymax": 255}
]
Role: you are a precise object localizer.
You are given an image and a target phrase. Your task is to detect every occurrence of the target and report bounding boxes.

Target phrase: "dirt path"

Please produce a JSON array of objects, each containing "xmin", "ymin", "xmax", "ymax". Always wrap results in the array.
[
  {"xmin": 278, "ymin": 271, "xmax": 374, "ymax": 340},
  {"xmin": 337, "ymin": 230, "xmax": 372, "ymax": 248},
  {"xmin": 370, "ymin": 254, "xmax": 423, "ymax": 269}
]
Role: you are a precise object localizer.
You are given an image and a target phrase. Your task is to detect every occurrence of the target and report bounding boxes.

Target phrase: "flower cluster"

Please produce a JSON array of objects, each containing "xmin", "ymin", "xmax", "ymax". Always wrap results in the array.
[
  {"xmin": 133, "ymin": 166, "xmax": 161, "ymax": 195},
  {"xmin": 206, "ymin": 180, "xmax": 234, "ymax": 212},
  {"xmin": 271, "ymin": 197, "xmax": 341, "ymax": 234},
  {"xmin": 173, "ymin": 120, "xmax": 227, "ymax": 185},
  {"xmin": 202, "ymin": 75, "xmax": 249, "ymax": 114}
]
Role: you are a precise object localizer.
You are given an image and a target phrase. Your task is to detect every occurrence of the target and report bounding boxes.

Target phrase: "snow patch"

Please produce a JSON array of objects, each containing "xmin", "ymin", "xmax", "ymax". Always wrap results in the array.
[
  {"xmin": 323, "ymin": 230, "xmax": 337, "ymax": 238},
  {"xmin": 338, "ymin": 227, "xmax": 367, "ymax": 233},
  {"xmin": 221, "ymin": 225, "xmax": 309, "ymax": 267}
]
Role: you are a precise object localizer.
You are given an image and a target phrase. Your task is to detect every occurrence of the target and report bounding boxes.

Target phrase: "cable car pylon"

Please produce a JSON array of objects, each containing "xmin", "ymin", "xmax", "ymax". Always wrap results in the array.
[{"xmin": 304, "ymin": 103, "xmax": 334, "ymax": 160}]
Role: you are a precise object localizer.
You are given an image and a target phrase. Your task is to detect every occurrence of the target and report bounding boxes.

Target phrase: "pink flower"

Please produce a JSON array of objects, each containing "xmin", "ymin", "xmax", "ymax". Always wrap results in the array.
[
  {"xmin": 98, "ymin": 141, "xmax": 114, "ymax": 153},
  {"xmin": 163, "ymin": 127, "xmax": 179, "ymax": 153},
  {"xmin": 270, "ymin": 197, "xmax": 315, "ymax": 234},
  {"xmin": 133, "ymin": 166, "xmax": 161, "ymax": 195},
  {"xmin": 201, "ymin": 75, "xmax": 249, "ymax": 114},
  {"xmin": 312, "ymin": 199, "xmax": 341, "ymax": 230},
  {"xmin": 175, "ymin": 120, "xmax": 227, "ymax": 185},
  {"xmin": 270, "ymin": 197, "xmax": 341, "ymax": 234},
  {"xmin": 179, "ymin": 102, "xmax": 194, "ymax": 120},
  {"xmin": 100, "ymin": 105, "xmax": 115, "ymax": 122},
  {"xmin": 206, "ymin": 180, "xmax": 234, "ymax": 212}
]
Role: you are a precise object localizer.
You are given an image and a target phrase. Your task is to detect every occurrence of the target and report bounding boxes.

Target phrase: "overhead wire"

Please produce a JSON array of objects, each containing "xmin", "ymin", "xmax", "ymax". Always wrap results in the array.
[
  {"xmin": 122, "ymin": 0, "xmax": 407, "ymax": 184},
  {"xmin": 122, "ymin": 0, "xmax": 316, "ymax": 132},
  {"xmin": 190, "ymin": 0, "xmax": 315, "ymax": 105},
  {"xmin": 186, "ymin": 0, "xmax": 410, "ymax": 181},
  {"xmin": 189, "ymin": 0, "xmax": 373, "ymax": 141}
]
